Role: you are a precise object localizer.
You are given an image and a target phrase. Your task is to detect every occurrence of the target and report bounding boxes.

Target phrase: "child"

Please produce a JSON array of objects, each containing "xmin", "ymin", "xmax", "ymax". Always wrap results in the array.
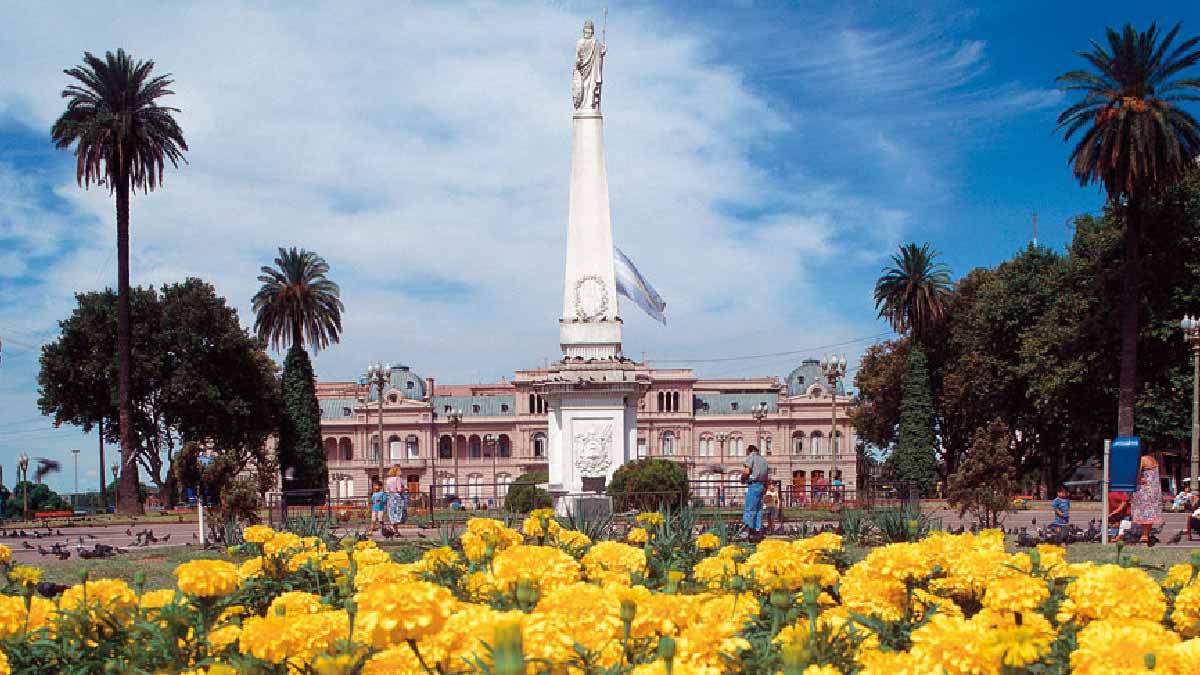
[
  {"xmin": 762, "ymin": 481, "xmax": 781, "ymax": 533},
  {"xmin": 1050, "ymin": 485, "xmax": 1070, "ymax": 531},
  {"xmin": 368, "ymin": 479, "xmax": 387, "ymax": 535}
]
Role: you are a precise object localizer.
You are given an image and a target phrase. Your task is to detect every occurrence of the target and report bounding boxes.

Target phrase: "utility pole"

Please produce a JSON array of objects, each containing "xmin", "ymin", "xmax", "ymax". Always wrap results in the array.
[{"xmin": 98, "ymin": 421, "xmax": 107, "ymax": 512}]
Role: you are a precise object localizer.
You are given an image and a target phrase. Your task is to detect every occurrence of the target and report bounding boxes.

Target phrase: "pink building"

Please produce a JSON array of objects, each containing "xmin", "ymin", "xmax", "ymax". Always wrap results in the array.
[{"xmin": 318, "ymin": 359, "xmax": 857, "ymax": 504}]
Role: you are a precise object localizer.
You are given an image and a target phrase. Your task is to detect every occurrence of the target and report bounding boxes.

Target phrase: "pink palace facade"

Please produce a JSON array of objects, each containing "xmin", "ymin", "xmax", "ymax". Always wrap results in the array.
[{"xmin": 317, "ymin": 359, "xmax": 857, "ymax": 504}]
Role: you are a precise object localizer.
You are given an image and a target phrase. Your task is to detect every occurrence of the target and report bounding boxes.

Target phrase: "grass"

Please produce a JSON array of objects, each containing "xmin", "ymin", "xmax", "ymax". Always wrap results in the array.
[{"xmin": 37, "ymin": 547, "xmax": 237, "ymax": 589}]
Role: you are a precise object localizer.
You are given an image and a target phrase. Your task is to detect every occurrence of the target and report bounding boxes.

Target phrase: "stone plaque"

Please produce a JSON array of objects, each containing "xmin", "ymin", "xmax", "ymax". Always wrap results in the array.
[{"xmin": 581, "ymin": 475, "xmax": 606, "ymax": 493}]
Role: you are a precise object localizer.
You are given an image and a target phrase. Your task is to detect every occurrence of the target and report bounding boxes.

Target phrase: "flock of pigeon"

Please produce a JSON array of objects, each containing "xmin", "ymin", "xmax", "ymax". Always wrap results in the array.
[{"xmin": 0, "ymin": 525, "xmax": 193, "ymax": 562}]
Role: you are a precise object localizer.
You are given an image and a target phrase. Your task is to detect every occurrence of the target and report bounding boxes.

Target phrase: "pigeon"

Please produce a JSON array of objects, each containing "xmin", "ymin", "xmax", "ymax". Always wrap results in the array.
[
  {"xmin": 55, "ymin": 530, "xmax": 63, "ymax": 537},
  {"xmin": 1170, "ymin": 531, "xmax": 1184, "ymax": 544},
  {"xmin": 160, "ymin": 534, "xmax": 170, "ymax": 543},
  {"xmin": 1017, "ymin": 528, "xmax": 1039, "ymax": 548},
  {"xmin": 125, "ymin": 529, "xmax": 132, "ymax": 536},
  {"xmin": 1031, "ymin": 517, "xmax": 1037, "ymax": 526},
  {"xmin": 35, "ymin": 582, "xmax": 70, "ymax": 598},
  {"xmin": 86, "ymin": 534, "xmax": 96, "ymax": 540},
  {"xmin": 21, "ymin": 541, "xmax": 33, "ymax": 550},
  {"xmin": 36, "ymin": 546, "xmax": 48, "ymax": 556},
  {"xmin": 55, "ymin": 550, "xmax": 69, "ymax": 561}
]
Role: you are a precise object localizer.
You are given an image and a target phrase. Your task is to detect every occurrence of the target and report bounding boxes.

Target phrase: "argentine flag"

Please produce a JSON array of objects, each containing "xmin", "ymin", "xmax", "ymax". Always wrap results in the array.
[{"xmin": 614, "ymin": 246, "xmax": 667, "ymax": 325}]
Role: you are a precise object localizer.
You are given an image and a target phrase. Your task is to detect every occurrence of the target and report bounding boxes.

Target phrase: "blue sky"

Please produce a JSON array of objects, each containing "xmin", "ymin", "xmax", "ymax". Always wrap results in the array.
[{"xmin": 1, "ymin": 1, "xmax": 1199, "ymax": 495}]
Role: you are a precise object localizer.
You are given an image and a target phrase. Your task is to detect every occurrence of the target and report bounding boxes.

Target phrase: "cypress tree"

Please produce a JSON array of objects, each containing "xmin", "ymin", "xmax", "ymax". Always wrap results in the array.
[
  {"xmin": 889, "ymin": 345, "xmax": 938, "ymax": 494},
  {"xmin": 279, "ymin": 346, "xmax": 327, "ymax": 493}
]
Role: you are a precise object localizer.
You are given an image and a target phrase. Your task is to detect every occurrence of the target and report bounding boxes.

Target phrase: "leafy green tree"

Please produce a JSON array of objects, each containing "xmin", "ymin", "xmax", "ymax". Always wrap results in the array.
[
  {"xmin": 252, "ymin": 247, "xmax": 344, "ymax": 493},
  {"xmin": 607, "ymin": 458, "xmax": 690, "ymax": 512},
  {"xmin": 6, "ymin": 482, "xmax": 68, "ymax": 519},
  {"xmin": 38, "ymin": 279, "xmax": 280, "ymax": 503},
  {"xmin": 946, "ymin": 420, "xmax": 1019, "ymax": 528},
  {"xmin": 51, "ymin": 50, "xmax": 188, "ymax": 514},
  {"xmin": 1056, "ymin": 22, "xmax": 1200, "ymax": 437},
  {"xmin": 505, "ymin": 471, "xmax": 551, "ymax": 513},
  {"xmin": 849, "ymin": 339, "xmax": 910, "ymax": 451},
  {"xmin": 887, "ymin": 347, "xmax": 938, "ymax": 494}
]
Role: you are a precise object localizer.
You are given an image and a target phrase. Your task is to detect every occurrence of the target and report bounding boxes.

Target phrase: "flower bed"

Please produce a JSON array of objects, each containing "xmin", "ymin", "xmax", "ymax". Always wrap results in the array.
[{"xmin": 0, "ymin": 511, "xmax": 1196, "ymax": 673}]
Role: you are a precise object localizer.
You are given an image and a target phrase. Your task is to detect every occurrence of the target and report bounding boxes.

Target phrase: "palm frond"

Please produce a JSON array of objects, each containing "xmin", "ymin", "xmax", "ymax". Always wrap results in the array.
[{"xmin": 252, "ymin": 247, "xmax": 345, "ymax": 353}]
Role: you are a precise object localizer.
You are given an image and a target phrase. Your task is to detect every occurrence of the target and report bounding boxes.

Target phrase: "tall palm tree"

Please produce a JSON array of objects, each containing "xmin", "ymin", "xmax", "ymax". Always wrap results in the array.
[
  {"xmin": 1057, "ymin": 22, "xmax": 1200, "ymax": 437},
  {"xmin": 873, "ymin": 243, "xmax": 953, "ymax": 344},
  {"xmin": 51, "ymin": 50, "xmax": 187, "ymax": 514},
  {"xmin": 252, "ymin": 247, "xmax": 344, "ymax": 352}
]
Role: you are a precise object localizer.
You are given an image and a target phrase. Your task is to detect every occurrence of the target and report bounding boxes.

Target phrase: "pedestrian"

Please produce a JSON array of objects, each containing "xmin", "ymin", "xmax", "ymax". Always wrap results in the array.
[
  {"xmin": 385, "ymin": 465, "xmax": 407, "ymax": 526},
  {"xmin": 1050, "ymin": 485, "xmax": 1070, "ymax": 533},
  {"xmin": 1187, "ymin": 493, "xmax": 1200, "ymax": 541},
  {"xmin": 740, "ymin": 444, "xmax": 769, "ymax": 541},
  {"xmin": 1131, "ymin": 452, "xmax": 1163, "ymax": 544},
  {"xmin": 763, "ymin": 481, "xmax": 781, "ymax": 533},
  {"xmin": 368, "ymin": 479, "xmax": 386, "ymax": 535}
]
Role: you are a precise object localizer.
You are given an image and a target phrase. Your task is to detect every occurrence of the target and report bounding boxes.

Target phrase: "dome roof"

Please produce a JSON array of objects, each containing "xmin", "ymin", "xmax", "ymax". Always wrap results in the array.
[
  {"xmin": 785, "ymin": 359, "xmax": 844, "ymax": 397},
  {"xmin": 366, "ymin": 365, "xmax": 426, "ymax": 401}
]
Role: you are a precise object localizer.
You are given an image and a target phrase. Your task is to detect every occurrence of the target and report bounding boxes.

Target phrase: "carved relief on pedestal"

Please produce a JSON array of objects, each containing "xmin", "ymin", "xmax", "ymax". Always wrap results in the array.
[{"xmin": 573, "ymin": 423, "xmax": 613, "ymax": 477}]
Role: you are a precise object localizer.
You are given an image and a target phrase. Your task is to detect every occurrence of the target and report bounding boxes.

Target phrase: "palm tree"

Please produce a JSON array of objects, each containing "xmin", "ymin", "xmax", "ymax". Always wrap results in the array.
[
  {"xmin": 51, "ymin": 50, "xmax": 187, "ymax": 514},
  {"xmin": 252, "ymin": 247, "xmax": 344, "ymax": 352},
  {"xmin": 1057, "ymin": 23, "xmax": 1200, "ymax": 437},
  {"xmin": 873, "ymin": 243, "xmax": 953, "ymax": 344}
]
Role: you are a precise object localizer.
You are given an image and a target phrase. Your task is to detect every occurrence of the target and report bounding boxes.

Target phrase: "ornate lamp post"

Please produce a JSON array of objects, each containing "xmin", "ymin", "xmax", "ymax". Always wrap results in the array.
[
  {"xmin": 485, "ymin": 433, "xmax": 498, "ymax": 507},
  {"xmin": 448, "ymin": 408, "xmax": 463, "ymax": 500},
  {"xmin": 71, "ymin": 448, "xmax": 80, "ymax": 508},
  {"xmin": 1181, "ymin": 316, "xmax": 1200, "ymax": 493},
  {"xmin": 752, "ymin": 402, "xmax": 769, "ymax": 456},
  {"xmin": 366, "ymin": 363, "xmax": 390, "ymax": 485},
  {"xmin": 17, "ymin": 454, "xmax": 29, "ymax": 516},
  {"xmin": 110, "ymin": 462, "xmax": 119, "ymax": 509},
  {"xmin": 821, "ymin": 353, "xmax": 848, "ymax": 483}
]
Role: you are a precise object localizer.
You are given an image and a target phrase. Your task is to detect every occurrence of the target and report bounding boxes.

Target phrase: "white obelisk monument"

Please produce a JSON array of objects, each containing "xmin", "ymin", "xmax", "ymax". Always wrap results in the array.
[{"xmin": 542, "ymin": 19, "xmax": 648, "ymax": 514}]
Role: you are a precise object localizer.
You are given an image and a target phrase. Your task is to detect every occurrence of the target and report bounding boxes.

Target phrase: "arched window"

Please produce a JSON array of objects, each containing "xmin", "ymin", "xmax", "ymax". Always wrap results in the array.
[
  {"xmin": 339, "ymin": 438, "xmax": 353, "ymax": 461},
  {"xmin": 831, "ymin": 430, "xmax": 842, "ymax": 454},
  {"xmin": 498, "ymin": 434, "xmax": 511, "ymax": 457},
  {"xmin": 406, "ymin": 434, "xmax": 419, "ymax": 459},
  {"xmin": 662, "ymin": 431, "xmax": 675, "ymax": 456},
  {"xmin": 672, "ymin": 391, "xmax": 680, "ymax": 412},
  {"xmin": 388, "ymin": 434, "xmax": 403, "ymax": 461},
  {"xmin": 469, "ymin": 435, "xmax": 482, "ymax": 459},
  {"xmin": 439, "ymin": 435, "xmax": 453, "ymax": 459},
  {"xmin": 698, "ymin": 434, "xmax": 712, "ymax": 457},
  {"xmin": 532, "ymin": 433, "xmax": 547, "ymax": 458},
  {"xmin": 657, "ymin": 391, "xmax": 665, "ymax": 411},
  {"xmin": 370, "ymin": 436, "xmax": 380, "ymax": 461},
  {"xmin": 730, "ymin": 435, "xmax": 743, "ymax": 456},
  {"xmin": 811, "ymin": 431, "xmax": 823, "ymax": 456},
  {"xmin": 467, "ymin": 474, "xmax": 483, "ymax": 500},
  {"xmin": 324, "ymin": 438, "xmax": 338, "ymax": 462},
  {"xmin": 792, "ymin": 431, "xmax": 804, "ymax": 455}
]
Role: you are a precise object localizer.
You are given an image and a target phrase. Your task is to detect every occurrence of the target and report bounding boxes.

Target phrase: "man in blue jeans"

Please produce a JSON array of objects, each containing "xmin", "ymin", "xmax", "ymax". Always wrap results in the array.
[{"xmin": 741, "ymin": 444, "xmax": 769, "ymax": 541}]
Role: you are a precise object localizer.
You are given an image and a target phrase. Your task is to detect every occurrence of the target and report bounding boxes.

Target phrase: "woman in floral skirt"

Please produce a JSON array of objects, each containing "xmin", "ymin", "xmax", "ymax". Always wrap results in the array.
[
  {"xmin": 384, "ymin": 465, "xmax": 407, "ymax": 526},
  {"xmin": 1130, "ymin": 452, "xmax": 1162, "ymax": 544}
]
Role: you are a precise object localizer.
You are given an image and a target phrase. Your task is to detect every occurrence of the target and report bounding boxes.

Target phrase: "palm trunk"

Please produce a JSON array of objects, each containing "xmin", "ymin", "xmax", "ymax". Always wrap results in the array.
[
  {"xmin": 1116, "ymin": 199, "xmax": 1140, "ymax": 438},
  {"xmin": 115, "ymin": 166, "xmax": 143, "ymax": 515}
]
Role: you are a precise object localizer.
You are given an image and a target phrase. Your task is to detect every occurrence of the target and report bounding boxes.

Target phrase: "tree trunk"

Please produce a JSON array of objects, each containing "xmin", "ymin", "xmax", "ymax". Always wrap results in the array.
[
  {"xmin": 98, "ymin": 420, "xmax": 107, "ymax": 512},
  {"xmin": 1116, "ymin": 199, "xmax": 1140, "ymax": 438},
  {"xmin": 115, "ymin": 166, "xmax": 143, "ymax": 515}
]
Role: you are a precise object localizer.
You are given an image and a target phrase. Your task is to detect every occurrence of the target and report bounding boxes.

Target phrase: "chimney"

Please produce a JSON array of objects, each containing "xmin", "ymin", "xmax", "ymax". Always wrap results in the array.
[{"xmin": 425, "ymin": 377, "xmax": 435, "ymax": 401}]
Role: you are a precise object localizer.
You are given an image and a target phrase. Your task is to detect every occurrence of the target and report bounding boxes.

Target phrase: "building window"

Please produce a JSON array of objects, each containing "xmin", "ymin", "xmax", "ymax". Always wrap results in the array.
[
  {"xmin": 662, "ymin": 431, "xmax": 675, "ymax": 456},
  {"xmin": 765, "ymin": 437, "xmax": 772, "ymax": 455},
  {"xmin": 472, "ymin": 404, "xmax": 481, "ymax": 414},
  {"xmin": 729, "ymin": 435, "xmax": 743, "ymax": 456},
  {"xmin": 637, "ymin": 437, "xmax": 647, "ymax": 458},
  {"xmin": 341, "ymin": 406, "xmax": 352, "ymax": 417},
  {"xmin": 469, "ymin": 435, "xmax": 482, "ymax": 459},
  {"xmin": 406, "ymin": 380, "xmax": 414, "ymax": 389},
  {"xmin": 499, "ymin": 434, "xmax": 511, "ymax": 457},
  {"xmin": 730, "ymin": 402, "xmax": 739, "ymax": 411},
  {"xmin": 811, "ymin": 432, "xmax": 822, "ymax": 456},
  {"xmin": 439, "ymin": 435, "xmax": 453, "ymax": 459},
  {"xmin": 406, "ymin": 435, "xmax": 419, "ymax": 459},
  {"xmin": 792, "ymin": 432, "xmax": 804, "ymax": 455},
  {"xmin": 339, "ymin": 438, "xmax": 353, "ymax": 461},
  {"xmin": 467, "ymin": 474, "xmax": 483, "ymax": 501},
  {"xmin": 444, "ymin": 405, "xmax": 451, "ymax": 414},
  {"xmin": 388, "ymin": 393, "xmax": 398, "ymax": 403},
  {"xmin": 673, "ymin": 391, "xmax": 680, "ymax": 412},
  {"xmin": 532, "ymin": 433, "xmax": 546, "ymax": 458},
  {"xmin": 371, "ymin": 437, "xmax": 380, "ymax": 461},
  {"xmin": 388, "ymin": 435, "xmax": 403, "ymax": 461},
  {"xmin": 657, "ymin": 391, "xmax": 664, "ymax": 411},
  {"xmin": 501, "ymin": 404, "xmax": 509, "ymax": 413}
]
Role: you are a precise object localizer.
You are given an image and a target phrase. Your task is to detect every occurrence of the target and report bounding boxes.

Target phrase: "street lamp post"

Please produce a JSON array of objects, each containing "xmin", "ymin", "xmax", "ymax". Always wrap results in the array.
[
  {"xmin": 752, "ymin": 402, "xmax": 769, "ymax": 456},
  {"xmin": 821, "ymin": 353, "xmax": 848, "ymax": 484},
  {"xmin": 366, "ymin": 363, "xmax": 391, "ymax": 488},
  {"xmin": 17, "ymin": 454, "xmax": 29, "ymax": 516},
  {"xmin": 448, "ymin": 408, "xmax": 463, "ymax": 501},
  {"xmin": 486, "ymin": 433, "xmax": 497, "ymax": 508},
  {"xmin": 71, "ymin": 448, "xmax": 80, "ymax": 508},
  {"xmin": 110, "ymin": 462, "xmax": 119, "ymax": 509},
  {"xmin": 716, "ymin": 432, "xmax": 728, "ymax": 506},
  {"xmin": 1181, "ymin": 316, "xmax": 1200, "ymax": 492}
]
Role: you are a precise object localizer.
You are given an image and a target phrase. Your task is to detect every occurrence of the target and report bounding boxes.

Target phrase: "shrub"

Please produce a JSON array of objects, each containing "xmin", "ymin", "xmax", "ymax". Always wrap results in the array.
[
  {"xmin": 506, "ymin": 471, "xmax": 551, "ymax": 513},
  {"xmin": 607, "ymin": 458, "xmax": 689, "ymax": 512}
]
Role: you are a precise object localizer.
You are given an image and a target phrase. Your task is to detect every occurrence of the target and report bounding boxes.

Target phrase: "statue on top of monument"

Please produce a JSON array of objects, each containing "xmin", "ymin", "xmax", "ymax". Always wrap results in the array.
[{"xmin": 572, "ymin": 19, "xmax": 606, "ymax": 112}]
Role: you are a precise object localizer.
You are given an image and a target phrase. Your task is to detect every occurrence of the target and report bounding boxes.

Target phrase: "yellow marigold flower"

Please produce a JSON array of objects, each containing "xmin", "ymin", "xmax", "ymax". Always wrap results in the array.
[
  {"xmin": 312, "ymin": 653, "xmax": 357, "ymax": 675},
  {"xmin": 216, "ymin": 605, "xmax": 248, "ymax": 624},
  {"xmin": 695, "ymin": 533, "xmax": 720, "ymax": 550},
  {"xmin": 58, "ymin": 578, "xmax": 138, "ymax": 625},
  {"xmin": 139, "ymin": 588, "xmax": 180, "ymax": 612},
  {"xmin": 908, "ymin": 613, "xmax": 996, "ymax": 674},
  {"xmin": 1165, "ymin": 563, "xmax": 1196, "ymax": 590},
  {"xmin": 241, "ymin": 524, "xmax": 276, "ymax": 544},
  {"xmin": 532, "ymin": 583, "xmax": 624, "ymax": 667},
  {"xmin": 1173, "ymin": 581, "xmax": 1200, "ymax": 638},
  {"xmin": 0, "ymin": 596, "xmax": 30, "ymax": 640},
  {"xmin": 0, "ymin": 649, "xmax": 9, "ymax": 675},
  {"xmin": 717, "ymin": 544, "xmax": 747, "ymax": 560},
  {"xmin": 267, "ymin": 591, "xmax": 324, "ymax": 617},
  {"xmin": 1057, "ymin": 564, "xmax": 1166, "ymax": 625},
  {"xmin": 801, "ymin": 666, "xmax": 841, "ymax": 675},
  {"xmin": 287, "ymin": 550, "xmax": 322, "ymax": 572},
  {"xmin": 794, "ymin": 532, "xmax": 844, "ymax": 557},
  {"xmin": 522, "ymin": 511, "xmax": 561, "ymax": 538},
  {"xmin": 1070, "ymin": 618, "xmax": 1180, "ymax": 674},
  {"xmin": 556, "ymin": 528, "xmax": 593, "ymax": 551},
  {"xmin": 492, "ymin": 544, "xmax": 582, "ymax": 594},
  {"xmin": 692, "ymin": 555, "xmax": 738, "ymax": 590},
  {"xmin": 857, "ymin": 649, "xmax": 926, "ymax": 675},
  {"xmin": 973, "ymin": 609, "xmax": 1055, "ymax": 669},
  {"xmin": 262, "ymin": 532, "xmax": 302, "ymax": 556},
  {"xmin": 208, "ymin": 624, "xmax": 241, "ymax": 652},
  {"xmin": 627, "ymin": 527, "xmax": 650, "ymax": 544},
  {"xmin": 426, "ymin": 605, "xmax": 527, "ymax": 672},
  {"xmin": 7, "ymin": 565, "xmax": 40, "ymax": 588},
  {"xmin": 582, "ymin": 541, "xmax": 648, "ymax": 585},
  {"xmin": 636, "ymin": 512, "xmax": 666, "ymax": 526},
  {"xmin": 237, "ymin": 557, "xmax": 263, "ymax": 582},
  {"xmin": 239, "ymin": 609, "xmax": 348, "ymax": 664},
  {"xmin": 361, "ymin": 645, "xmax": 423, "ymax": 674},
  {"xmin": 353, "ymin": 561, "xmax": 422, "ymax": 590},
  {"xmin": 460, "ymin": 571, "xmax": 501, "ymax": 602},
  {"xmin": 420, "ymin": 546, "xmax": 461, "ymax": 572},
  {"xmin": 0, "ymin": 545, "xmax": 11, "ymax": 564},
  {"xmin": 742, "ymin": 545, "xmax": 839, "ymax": 592},
  {"xmin": 353, "ymin": 580, "xmax": 453, "ymax": 648},
  {"xmin": 352, "ymin": 546, "xmax": 391, "ymax": 568},
  {"xmin": 175, "ymin": 559, "xmax": 240, "ymax": 598},
  {"xmin": 981, "ymin": 574, "xmax": 1049, "ymax": 613}
]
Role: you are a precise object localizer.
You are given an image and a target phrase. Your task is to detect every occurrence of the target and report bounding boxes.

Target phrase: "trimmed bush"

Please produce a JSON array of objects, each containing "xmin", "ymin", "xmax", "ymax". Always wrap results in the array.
[
  {"xmin": 506, "ymin": 471, "xmax": 551, "ymax": 513},
  {"xmin": 607, "ymin": 458, "xmax": 689, "ymax": 512}
]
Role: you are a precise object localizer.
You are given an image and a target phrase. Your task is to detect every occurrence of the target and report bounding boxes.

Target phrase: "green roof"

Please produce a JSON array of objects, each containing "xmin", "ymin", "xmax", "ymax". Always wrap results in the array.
[
  {"xmin": 319, "ymin": 397, "xmax": 357, "ymax": 420},
  {"xmin": 432, "ymin": 395, "xmax": 516, "ymax": 417},
  {"xmin": 694, "ymin": 393, "xmax": 778, "ymax": 416}
]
